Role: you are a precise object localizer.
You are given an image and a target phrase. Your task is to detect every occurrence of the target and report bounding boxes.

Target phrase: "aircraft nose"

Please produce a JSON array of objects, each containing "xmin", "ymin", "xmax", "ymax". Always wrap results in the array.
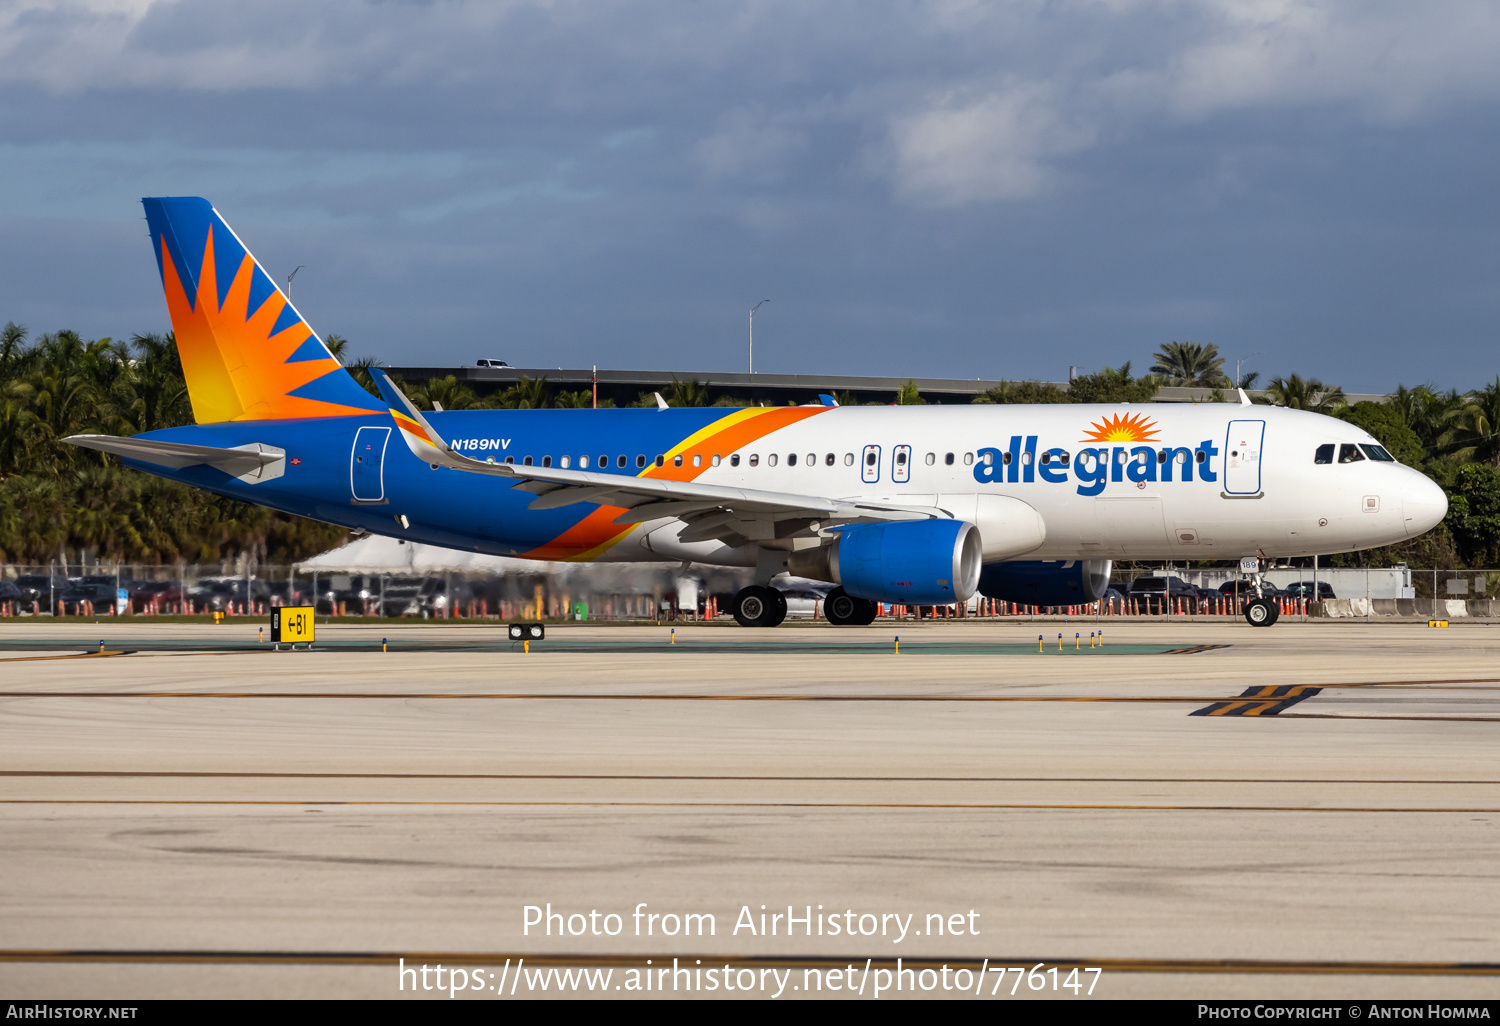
[{"xmin": 1403, "ymin": 470, "xmax": 1448, "ymax": 537}]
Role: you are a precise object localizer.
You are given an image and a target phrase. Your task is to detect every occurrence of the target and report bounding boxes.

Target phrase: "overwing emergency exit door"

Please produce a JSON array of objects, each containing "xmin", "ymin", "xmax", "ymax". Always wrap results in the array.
[
  {"xmin": 1223, "ymin": 419, "xmax": 1265, "ymax": 495},
  {"xmin": 351, "ymin": 426, "xmax": 391, "ymax": 502}
]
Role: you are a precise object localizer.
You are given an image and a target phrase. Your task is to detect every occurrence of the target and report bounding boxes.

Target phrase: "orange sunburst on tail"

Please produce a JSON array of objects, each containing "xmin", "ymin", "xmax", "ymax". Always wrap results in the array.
[
  {"xmin": 1080, "ymin": 411, "xmax": 1159, "ymax": 444},
  {"xmin": 144, "ymin": 197, "xmax": 384, "ymax": 424}
]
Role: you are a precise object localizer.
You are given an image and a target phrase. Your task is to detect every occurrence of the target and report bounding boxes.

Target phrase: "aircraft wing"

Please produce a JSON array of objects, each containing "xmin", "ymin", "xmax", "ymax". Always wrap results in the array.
[
  {"xmin": 374, "ymin": 370, "xmax": 943, "ymax": 540},
  {"xmin": 64, "ymin": 434, "xmax": 286, "ymax": 483}
]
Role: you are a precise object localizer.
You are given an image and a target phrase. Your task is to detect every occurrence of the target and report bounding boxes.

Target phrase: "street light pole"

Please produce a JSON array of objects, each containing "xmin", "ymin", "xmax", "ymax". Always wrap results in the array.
[
  {"xmin": 1236, "ymin": 351, "xmax": 1261, "ymax": 389},
  {"xmin": 286, "ymin": 265, "xmax": 305, "ymax": 300},
  {"xmin": 749, "ymin": 300, "xmax": 769, "ymax": 374}
]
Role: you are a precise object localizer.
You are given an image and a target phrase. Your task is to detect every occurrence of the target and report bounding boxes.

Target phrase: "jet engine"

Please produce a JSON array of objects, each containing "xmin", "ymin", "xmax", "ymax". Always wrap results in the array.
[
  {"xmin": 977, "ymin": 559, "xmax": 1112, "ymax": 607},
  {"xmin": 787, "ymin": 519, "xmax": 982, "ymax": 605}
]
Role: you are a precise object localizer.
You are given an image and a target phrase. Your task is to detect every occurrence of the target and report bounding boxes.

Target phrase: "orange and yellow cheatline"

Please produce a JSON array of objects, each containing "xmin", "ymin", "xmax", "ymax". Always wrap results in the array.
[{"xmin": 1079, "ymin": 411, "xmax": 1160, "ymax": 444}]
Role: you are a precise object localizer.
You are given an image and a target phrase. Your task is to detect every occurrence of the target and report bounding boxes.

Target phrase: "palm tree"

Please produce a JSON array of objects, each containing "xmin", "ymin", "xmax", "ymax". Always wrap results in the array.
[
  {"xmin": 666, "ymin": 376, "xmax": 709, "ymax": 407},
  {"xmin": 553, "ymin": 389, "xmax": 594, "ymax": 408},
  {"xmin": 323, "ymin": 334, "xmax": 350, "ymax": 363},
  {"xmin": 501, "ymin": 376, "xmax": 550, "ymax": 409},
  {"xmin": 409, "ymin": 375, "xmax": 480, "ymax": 411},
  {"xmin": 1264, "ymin": 374, "xmax": 1346, "ymax": 414},
  {"xmin": 1, "ymin": 322, "xmax": 28, "ymax": 378},
  {"xmin": 1150, "ymin": 342, "xmax": 1225, "ymax": 387},
  {"xmin": 1438, "ymin": 378, "xmax": 1500, "ymax": 465},
  {"xmin": 896, "ymin": 380, "xmax": 926, "ymax": 405}
]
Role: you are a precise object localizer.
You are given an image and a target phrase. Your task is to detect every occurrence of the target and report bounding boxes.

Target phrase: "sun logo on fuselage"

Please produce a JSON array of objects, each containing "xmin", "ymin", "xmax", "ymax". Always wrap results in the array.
[{"xmin": 1080, "ymin": 412, "xmax": 1160, "ymax": 444}]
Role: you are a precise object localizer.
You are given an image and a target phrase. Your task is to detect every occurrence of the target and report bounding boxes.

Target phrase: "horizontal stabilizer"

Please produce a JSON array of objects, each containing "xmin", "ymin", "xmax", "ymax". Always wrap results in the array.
[{"xmin": 65, "ymin": 434, "xmax": 286, "ymax": 483}]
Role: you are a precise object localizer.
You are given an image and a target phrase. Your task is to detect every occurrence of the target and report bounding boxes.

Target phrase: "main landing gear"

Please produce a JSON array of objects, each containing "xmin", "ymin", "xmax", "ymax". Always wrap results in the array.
[
  {"xmin": 731, "ymin": 585, "xmax": 878, "ymax": 627},
  {"xmin": 822, "ymin": 586, "xmax": 878, "ymax": 626},
  {"xmin": 732, "ymin": 585, "xmax": 788, "ymax": 628}
]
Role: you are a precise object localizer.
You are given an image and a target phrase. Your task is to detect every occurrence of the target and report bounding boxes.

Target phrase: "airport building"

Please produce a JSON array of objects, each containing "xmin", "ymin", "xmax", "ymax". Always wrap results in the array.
[{"xmin": 385, "ymin": 363, "xmax": 1390, "ymax": 408}]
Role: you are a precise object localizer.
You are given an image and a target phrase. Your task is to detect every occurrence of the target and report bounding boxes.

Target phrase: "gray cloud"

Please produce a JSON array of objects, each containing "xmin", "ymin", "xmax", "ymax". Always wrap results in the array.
[{"xmin": 0, "ymin": 0, "xmax": 1497, "ymax": 390}]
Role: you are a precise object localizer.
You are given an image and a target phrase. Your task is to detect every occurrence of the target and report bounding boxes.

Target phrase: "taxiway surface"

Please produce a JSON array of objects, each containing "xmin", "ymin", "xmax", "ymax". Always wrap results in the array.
[{"xmin": 1, "ymin": 618, "xmax": 1497, "ymax": 999}]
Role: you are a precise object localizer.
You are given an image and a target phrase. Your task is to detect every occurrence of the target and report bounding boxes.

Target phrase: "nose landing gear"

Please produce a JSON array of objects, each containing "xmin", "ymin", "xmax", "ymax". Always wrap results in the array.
[
  {"xmin": 732, "ymin": 585, "xmax": 788, "ymax": 628},
  {"xmin": 1243, "ymin": 597, "xmax": 1279, "ymax": 627}
]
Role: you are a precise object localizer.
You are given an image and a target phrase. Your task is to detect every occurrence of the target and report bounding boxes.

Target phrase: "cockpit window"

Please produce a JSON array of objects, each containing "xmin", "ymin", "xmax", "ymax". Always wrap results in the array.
[
  {"xmin": 1314, "ymin": 444, "xmax": 1335, "ymax": 465},
  {"xmin": 1360, "ymin": 443, "xmax": 1396, "ymax": 462},
  {"xmin": 1338, "ymin": 444, "xmax": 1365, "ymax": 464}
]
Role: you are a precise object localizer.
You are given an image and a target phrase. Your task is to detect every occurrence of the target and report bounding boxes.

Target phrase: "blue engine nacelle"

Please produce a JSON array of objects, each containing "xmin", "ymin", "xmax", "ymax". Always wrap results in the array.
[
  {"xmin": 978, "ymin": 560, "xmax": 1113, "ymax": 607},
  {"xmin": 800, "ymin": 519, "xmax": 983, "ymax": 605}
]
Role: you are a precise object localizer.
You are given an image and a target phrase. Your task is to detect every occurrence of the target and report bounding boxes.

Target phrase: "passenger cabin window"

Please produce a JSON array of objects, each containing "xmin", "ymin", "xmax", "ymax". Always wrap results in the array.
[
  {"xmin": 617, "ymin": 455, "xmax": 626, "ymax": 468},
  {"xmin": 524, "ymin": 456, "xmax": 533, "ymax": 466},
  {"xmin": 983, "ymin": 452, "xmax": 994, "ymax": 466},
  {"xmin": 1158, "ymin": 450, "xmax": 1168, "ymax": 464},
  {"xmin": 1338, "ymin": 444, "xmax": 1365, "ymax": 464},
  {"xmin": 713, "ymin": 455, "xmax": 722, "ymax": 467},
  {"xmin": 575, "ymin": 456, "xmax": 584, "ymax": 468},
  {"xmin": 636, "ymin": 454, "xmax": 646, "ymax": 468},
  {"xmin": 806, "ymin": 453, "xmax": 815, "ymax": 466},
  {"xmin": 1001, "ymin": 452, "xmax": 1012, "ymax": 465},
  {"xmin": 541, "ymin": 456, "xmax": 551, "ymax": 468},
  {"xmin": 505, "ymin": 456, "xmax": 515, "ymax": 465},
  {"xmin": 1314, "ymin": 444, "xmax": 1335, "ymax": 464},
  {"xmin": 964, "ymin": 453, "xmax": 974, "ymax": 466},
  {"xmin": 925, "ymin": 452, "xmax": 936, "ymax": 466},
  {"xmin": 843, "ymin": 453, "xmax": 854, "ymax": 466},
  {"xmin": 825, "ymin": 453, "xmax": 835, "ymax": 466},
  {"xmin": 748, "ymin": 454, "xmax": 758, "ymax": 467},
  {"xmin": 691, "ymin": 454, "xmax": 700, "ymax": 467},
  {"xmin": 768, "ymin": 454, "xmax": 779, "ymax": 467},
  {"xmin": 787, "ymin": 453, "xmax": 797, "ymax": 466},
  {"xmin": 1361, "ymin": 444, "xmax": 1396, "ymax": 462},
  {"xmin": 945, "ymin": 453, "xmax": 954, "ymax": 465},
  {"xmin": 673, "ymin": 455, "xmax": 683, "ymax": 468},
  {"xmin": 655, "ymin": 455, "xmax": 664, "ymax": 467},
  {"xmin": 1195, "ymin": 450, "xmax": 1205, "ymax": 464}
]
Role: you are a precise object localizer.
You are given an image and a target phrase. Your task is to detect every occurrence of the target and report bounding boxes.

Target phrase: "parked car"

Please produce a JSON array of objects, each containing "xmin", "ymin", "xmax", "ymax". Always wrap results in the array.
[
  {"xmin": 130, "ymin": 580, "xmax": 186, "ymax": 611},
  {"xmin": 421, "ymin": 578, "xmax": 475, "ymax": 617},
  {"xmin": 1282, "ymin": 581, "xmax": 1336, "ymax": 600},
  {"xmin": 1217, "ymin": 580, "xmax": 1282, "ymax": 599},
  {"xmin": 1125, "ymin": 576, "xmax": 1201, "ymax": 613},
  {"xmin": 190, "ymin": 578, "xmax": 269, "ymax": 613},
  {"xmin": 58, "ymin": 580, "xmax": 121, "ymax": 614},
  {"xmin": 0, "ymin": 581, "xmax": 22, "ymax": 603},
  {"xmin": 12, "ymin": 575, "xmax": 53, "ymax": 604}
]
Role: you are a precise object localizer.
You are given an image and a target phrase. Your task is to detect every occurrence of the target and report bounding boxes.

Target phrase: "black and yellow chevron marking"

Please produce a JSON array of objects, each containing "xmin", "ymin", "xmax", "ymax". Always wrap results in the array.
[{"xmin": 1191, "ymin": 684, "xmax": 1323, "ymax": 717}]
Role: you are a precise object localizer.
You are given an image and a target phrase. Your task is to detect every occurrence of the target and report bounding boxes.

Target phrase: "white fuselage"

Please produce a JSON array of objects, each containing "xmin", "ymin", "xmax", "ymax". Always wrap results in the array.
[{"xmin": 604, "ymin": 403, "xmax": 1447, "ymax": 567}]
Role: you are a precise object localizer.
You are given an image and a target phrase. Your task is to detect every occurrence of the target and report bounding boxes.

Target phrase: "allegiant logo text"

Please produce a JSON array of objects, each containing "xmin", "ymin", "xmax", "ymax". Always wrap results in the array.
[{"xmin": 974, "ymin": 436, "xmax": 1220, "ymax": 496}]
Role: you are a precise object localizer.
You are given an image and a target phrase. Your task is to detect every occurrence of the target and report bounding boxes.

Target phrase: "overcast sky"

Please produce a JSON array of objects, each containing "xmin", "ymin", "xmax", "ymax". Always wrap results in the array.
[{"xmin": 1, "ymin": 0, "xmax": 1497, "ymax": 392}]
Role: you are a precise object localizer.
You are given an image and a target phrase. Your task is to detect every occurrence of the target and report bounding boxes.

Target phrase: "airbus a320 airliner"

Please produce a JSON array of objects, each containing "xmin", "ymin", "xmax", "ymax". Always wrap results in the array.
[{"xmin": 67, "ymin": 198, "xmax": 1447, "ymax": 627}]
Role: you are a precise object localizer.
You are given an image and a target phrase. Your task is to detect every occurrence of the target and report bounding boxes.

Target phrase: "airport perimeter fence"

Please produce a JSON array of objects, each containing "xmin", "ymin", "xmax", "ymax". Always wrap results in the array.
[
  {"xmin": 0, "ymin": 562, "xmax": 739, "ymax": 623},
  {"xmin": 1, "ymin": 562, "xmax": 1496, "ymax": 623}
]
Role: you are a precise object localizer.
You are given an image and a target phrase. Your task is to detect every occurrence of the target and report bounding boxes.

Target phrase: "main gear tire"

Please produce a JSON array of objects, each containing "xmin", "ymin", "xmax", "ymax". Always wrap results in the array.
[
  {"xmin": 823, "ymin": 587, "xmax": 878, "ymax": 626},
  {"xmin": 733, "ymin": 585, "xmax": 787, "ymax": 627}
]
